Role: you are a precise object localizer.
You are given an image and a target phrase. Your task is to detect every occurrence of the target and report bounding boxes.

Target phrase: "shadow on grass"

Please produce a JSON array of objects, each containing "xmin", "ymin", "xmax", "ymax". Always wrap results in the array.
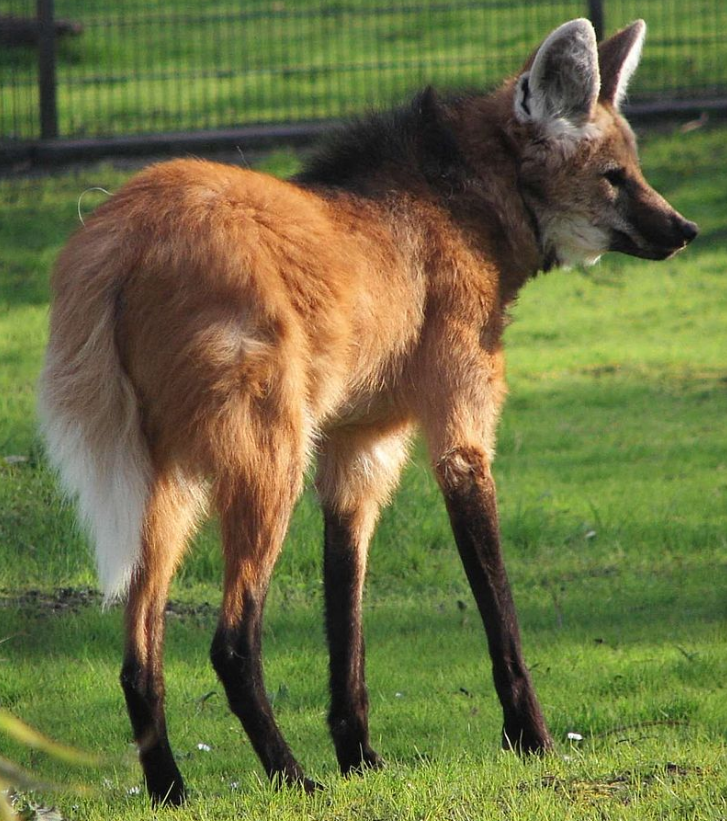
[{"xmin": 2, "ymin": 552, "xmax": 723, "ymax": 669}]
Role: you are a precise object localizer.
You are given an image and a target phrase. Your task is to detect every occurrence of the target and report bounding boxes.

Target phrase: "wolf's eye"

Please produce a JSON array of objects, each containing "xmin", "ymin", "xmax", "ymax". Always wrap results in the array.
[{"xmin": 603, "ymin": 168, "xmax": 626, "ymax": 187}]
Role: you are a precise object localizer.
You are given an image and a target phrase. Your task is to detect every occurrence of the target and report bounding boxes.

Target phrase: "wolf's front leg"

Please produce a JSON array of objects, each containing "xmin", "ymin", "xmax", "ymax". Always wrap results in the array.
[
  {"xmin": 434, "ymin": 444, "xmax": 553, "ymax": 754},
  {"xmin": 317, "ymin": 424, "xmax": 412, "ymax": 773}
]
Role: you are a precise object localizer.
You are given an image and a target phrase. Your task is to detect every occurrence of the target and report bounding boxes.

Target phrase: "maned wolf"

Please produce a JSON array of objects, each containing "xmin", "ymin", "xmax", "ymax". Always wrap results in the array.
[{"xmin": 39, "ymin": 18, "xmax": 697, "ymax": 806}]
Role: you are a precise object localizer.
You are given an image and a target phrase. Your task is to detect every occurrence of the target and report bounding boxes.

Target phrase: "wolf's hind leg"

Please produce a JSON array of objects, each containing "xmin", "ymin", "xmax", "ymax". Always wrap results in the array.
[
  {"xmin": 209, "ymin": 420, "xmax": 320, "ymax": 791},
  {"xmin": 120, "ymin": 472, "xmax": 205, "ymax": 806}
]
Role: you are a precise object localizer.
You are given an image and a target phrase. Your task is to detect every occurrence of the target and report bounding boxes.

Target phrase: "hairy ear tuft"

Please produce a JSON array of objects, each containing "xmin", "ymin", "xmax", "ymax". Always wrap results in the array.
[{"xmin": 514, "ymin": 19, "xmax": 600, "ymax": 132}]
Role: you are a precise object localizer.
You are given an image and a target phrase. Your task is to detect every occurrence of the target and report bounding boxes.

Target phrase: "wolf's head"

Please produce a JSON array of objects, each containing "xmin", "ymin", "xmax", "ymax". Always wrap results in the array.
[{"xmin": 511, "ymin": 18, "xmax": 698, "ymax": 268}]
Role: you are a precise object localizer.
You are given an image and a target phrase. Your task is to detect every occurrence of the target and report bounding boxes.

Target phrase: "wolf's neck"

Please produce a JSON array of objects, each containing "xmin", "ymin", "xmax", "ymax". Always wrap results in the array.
[
  {"xmin": 296, "ymin": 87, "xmax": 546, "ymax": 300},
  {"xmin": 446, "ymin": 93, "xmax": 546, "ymax": 301}
]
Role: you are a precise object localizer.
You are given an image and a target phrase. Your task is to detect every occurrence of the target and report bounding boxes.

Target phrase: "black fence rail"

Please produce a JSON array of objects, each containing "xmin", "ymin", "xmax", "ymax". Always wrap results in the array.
[{"xmin": 2, "ymin": 0, "xmax": 726, "ymax": 152}]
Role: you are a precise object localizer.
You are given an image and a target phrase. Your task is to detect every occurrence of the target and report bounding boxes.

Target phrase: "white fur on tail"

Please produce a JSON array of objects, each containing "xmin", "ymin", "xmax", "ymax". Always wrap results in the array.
[{"xmin": 38, "ymin": 300, "xmax": 151, "ymax": 603}]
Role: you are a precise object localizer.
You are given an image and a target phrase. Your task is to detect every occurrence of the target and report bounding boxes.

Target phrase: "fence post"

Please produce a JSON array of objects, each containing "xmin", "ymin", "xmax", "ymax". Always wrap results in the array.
[
  {"xmin": 588, "ymin": 0, "xmax": 605, "ymax": 42},
  {"xmin": 37, "ymin": 0, "xmax": 58, "ymax": 139}
]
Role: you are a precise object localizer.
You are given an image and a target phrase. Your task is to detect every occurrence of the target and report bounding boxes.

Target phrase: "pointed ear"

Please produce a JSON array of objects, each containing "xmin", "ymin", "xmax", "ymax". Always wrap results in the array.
[
  {"xmin": 514, "ymin": 19, "xmax": 600, "ymax": 130},
  {"xmin": 598, "ymin": 20, "xmax": 646, "ymax": 108}
]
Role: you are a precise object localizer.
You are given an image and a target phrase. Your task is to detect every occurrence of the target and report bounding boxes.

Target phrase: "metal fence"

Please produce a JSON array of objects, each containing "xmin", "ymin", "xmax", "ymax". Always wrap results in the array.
[{"xmin": 2, "ymin": 0, "xmax": 726, "ymax": 149}]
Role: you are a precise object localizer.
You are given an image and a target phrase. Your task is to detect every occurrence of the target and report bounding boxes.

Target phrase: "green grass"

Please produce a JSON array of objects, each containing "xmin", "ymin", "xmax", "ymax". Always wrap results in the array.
[
  {"xmin": 2, "ymin": 0, "xmax": 726, "ymax": 140},
  {"xmin": 1, "ymin": 122, "xmax": 727, "ymax": 819}
]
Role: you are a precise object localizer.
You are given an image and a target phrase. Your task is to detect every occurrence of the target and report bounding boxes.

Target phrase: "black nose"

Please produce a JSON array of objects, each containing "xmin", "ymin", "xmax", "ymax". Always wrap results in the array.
[{"xmin": 680, "ymin": 219, "xmax": 699, "ymax": 243}]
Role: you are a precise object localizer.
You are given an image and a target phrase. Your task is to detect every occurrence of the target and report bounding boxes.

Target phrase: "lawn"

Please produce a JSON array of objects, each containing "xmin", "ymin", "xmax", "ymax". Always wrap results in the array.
[
  {"xmin": 2, "ymin": 0, "xmax": 726, "ymax": 140},
  {"xmin": 0, "ymin": 119, "xmax": 726, "ymax": 820}
]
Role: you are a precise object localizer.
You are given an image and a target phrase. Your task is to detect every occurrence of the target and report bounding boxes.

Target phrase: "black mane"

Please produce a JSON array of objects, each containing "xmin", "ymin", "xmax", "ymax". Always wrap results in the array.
[{"xmin": 295, "ymin": 87, "xmax": 471, "ymax": 195}]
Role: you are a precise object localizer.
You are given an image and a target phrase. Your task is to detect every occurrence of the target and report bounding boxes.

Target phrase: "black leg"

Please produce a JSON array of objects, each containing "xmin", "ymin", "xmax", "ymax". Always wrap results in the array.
[
  {"xmin": 210, "ymin": 592, "xmax": 321, "ymax": 792},
  {"xmin": 437, "ymin": 446, "xmax": 553, "ymax": 753},
  {"xmin": 121, "ymin": 574, "xmax": 186, "ymax": 807},
  {"xmin": 323, "ymin": 508, "xmax": 383, "ymax": 774},
  {"xmin": 120, "ymin": 653, "xmax": 186, "ymax": 806}
]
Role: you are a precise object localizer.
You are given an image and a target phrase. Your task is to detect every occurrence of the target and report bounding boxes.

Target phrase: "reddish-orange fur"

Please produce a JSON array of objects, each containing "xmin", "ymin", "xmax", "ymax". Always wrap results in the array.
[{"xmin": 39, "ymin": 19, "xmax": 697, "ymax": 805}]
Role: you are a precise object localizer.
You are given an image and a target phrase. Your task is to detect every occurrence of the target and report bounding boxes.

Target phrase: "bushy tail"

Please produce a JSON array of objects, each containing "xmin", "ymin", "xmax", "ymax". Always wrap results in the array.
[{"xmin": 38, "ymin": 234, "xmax": 151, "ymax": 602}]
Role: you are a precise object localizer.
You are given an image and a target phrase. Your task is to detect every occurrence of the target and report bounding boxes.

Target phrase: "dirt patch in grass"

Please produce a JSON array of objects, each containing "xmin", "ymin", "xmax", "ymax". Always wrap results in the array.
[
  {"xmin": 0, "ymin": 586, "xmax": 218, "ymax": 620},
  {"xmin": 523, "ymin": 762, "xmax": 704, "ymax": 806},
  {"xmin": 0, "ymin": 586, "xmax": 102, "ymax": 613}
]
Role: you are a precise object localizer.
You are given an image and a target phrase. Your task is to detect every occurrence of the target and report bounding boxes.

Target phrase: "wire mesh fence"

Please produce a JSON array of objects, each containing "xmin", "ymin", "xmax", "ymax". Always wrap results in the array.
[{"xmin": 1, "ymin": 0, "xmax": 726, "ymax": 145}]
